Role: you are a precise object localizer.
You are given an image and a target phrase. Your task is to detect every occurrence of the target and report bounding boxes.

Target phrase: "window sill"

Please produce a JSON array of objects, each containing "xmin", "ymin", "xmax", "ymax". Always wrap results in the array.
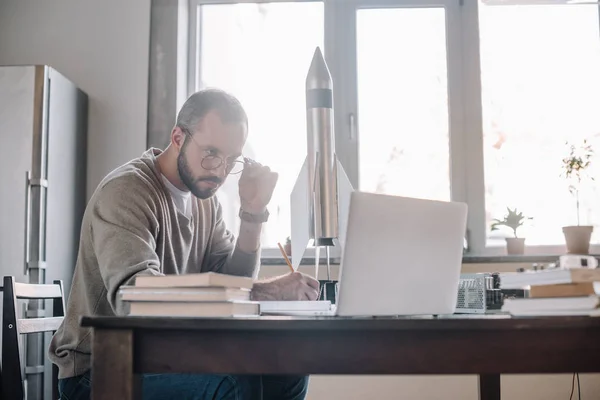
[
  {"xmin": 260, "ymin": 254, "xmax": 600, "ymax": 265},
  {"xmin": 461, "ymin": 254, "xmax": 592, "ymax": 264},
  {"xmin": 260, "ymin": 257, "xmax": 342, "ymax": 266}
]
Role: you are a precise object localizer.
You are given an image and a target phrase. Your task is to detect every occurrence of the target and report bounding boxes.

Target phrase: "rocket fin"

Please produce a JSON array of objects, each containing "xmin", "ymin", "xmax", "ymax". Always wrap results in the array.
[
  {"xmin": 335, "ymin": 155, "xmax": 354, "ymax": 251},
  {"xmin": 290, "ymin": 157, "xmax": 312, "ymax": 270}
]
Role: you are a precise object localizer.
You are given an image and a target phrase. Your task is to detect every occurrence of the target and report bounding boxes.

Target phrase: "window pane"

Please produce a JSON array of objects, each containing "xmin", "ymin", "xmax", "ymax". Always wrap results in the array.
[
  {"xmin": 479, "ymin": 3, "xmax": 600, "ymax": 246},
  {"xmin": 197, "ymin": 2, "xmax": 324, "ymax": 246},
  {"xmin": 357, "ymin": 8, "xmax": 450, "ymax": 201}
]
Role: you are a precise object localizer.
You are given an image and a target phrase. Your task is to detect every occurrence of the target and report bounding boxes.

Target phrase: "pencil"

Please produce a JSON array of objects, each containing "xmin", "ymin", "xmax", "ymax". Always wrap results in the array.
[{"xmin": 277, "ymin": 242, "xmax": 295, "ymax": 273}]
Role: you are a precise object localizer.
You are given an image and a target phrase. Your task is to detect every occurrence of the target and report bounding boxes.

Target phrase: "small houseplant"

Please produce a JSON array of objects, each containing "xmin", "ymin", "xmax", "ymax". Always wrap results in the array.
[
  {"xmin": 491, "ymin": 207, "xmax": 532, "ymax": 255},
  {"xmin": 561, "ymin": 139, "xmax": 595, "ymax": 254}
]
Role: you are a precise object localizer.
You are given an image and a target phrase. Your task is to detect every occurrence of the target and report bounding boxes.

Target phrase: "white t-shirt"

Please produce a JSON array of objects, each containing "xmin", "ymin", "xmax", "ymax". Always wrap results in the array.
[{"xmin": 161, "ymin": 174, "xmax": 192, "ymax": 219}]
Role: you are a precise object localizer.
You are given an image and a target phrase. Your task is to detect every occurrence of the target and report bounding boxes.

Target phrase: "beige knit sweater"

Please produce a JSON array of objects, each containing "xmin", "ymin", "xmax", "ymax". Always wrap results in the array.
[{"xmin": 48, "ymin": 148, "xmax": 259, "ymax": 379}]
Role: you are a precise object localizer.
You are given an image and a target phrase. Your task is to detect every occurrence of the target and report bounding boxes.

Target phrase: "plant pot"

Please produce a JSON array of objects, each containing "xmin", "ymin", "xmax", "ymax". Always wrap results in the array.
[
  {"xmin": 562, "ymin": 225, "xmax": 594, "ymax": 254},
  {"xmin": 505, "ymin": 237, "xmax": 525, "ymax": 255}
]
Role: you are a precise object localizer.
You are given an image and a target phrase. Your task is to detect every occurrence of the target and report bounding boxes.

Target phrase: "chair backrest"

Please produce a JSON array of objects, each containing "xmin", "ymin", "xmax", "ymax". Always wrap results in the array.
[
  {"xmin": 2, "ymin": 276, "xmax": 65, "ymax": 400},
  {"xmin": 1, "ymin": 359, "xmax": 4, "ymax": 399}
]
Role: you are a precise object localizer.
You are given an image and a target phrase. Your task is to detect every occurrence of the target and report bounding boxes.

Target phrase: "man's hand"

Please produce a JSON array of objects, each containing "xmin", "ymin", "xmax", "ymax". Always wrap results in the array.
[
  {"xmin": 251, "ymin": 272, "xmax": 320, "ymax": 301},
  {"xmin": 238, "ymin": 158, "xmax": 278, "ymax": 215}
]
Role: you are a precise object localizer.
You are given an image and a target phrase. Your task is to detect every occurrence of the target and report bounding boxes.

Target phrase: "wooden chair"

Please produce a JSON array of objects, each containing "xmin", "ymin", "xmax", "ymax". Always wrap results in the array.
[
  {"xmin": 2, "ymin": 276, "xmax": 65, "ymax": 400},
  {"xmin": 1, "ymin": 358, "xmax": 4, "ymax": 398}
]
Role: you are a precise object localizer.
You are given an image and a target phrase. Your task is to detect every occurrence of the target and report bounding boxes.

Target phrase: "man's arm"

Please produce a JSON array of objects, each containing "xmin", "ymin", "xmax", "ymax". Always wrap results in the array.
[
  {"xmin": 205, "ymin": 159, "xmax": 321, "ymax": 301},
  {"xmin": 207, "ymin": 209, "xmax": 319, "ymax": 300},
  {"xmin": 236, "ymin": 217, "xmax": 262, "ymax": 253},
  {"xmin": 206, "ymin": 200, "xmax": 320, "ymax": 300},
  {"xmin": 203, "ymin": 200, "xmax": 261, "ymax": 278},
  {"xmin": 91, "ymin": 177, "xmax": 163, "ymax": 315},
  {"xmin": 204, "ymin": 158, "xmax": 275, "ymax": 277}
]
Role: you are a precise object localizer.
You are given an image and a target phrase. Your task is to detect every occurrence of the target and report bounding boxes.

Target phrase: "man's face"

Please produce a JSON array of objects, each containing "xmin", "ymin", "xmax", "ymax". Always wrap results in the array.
[{"xmin": 177, "ymin": 109, "xmax": 247, "ymax": 199}]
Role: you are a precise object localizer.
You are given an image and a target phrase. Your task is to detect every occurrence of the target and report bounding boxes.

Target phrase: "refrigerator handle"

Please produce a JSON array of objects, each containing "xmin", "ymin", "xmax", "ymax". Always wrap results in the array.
[
  {"xmin": 348, "ymin": 113, "xmax": 357, "ymax": 141},
  {"xmin": 24, "ymin": 170, "xmax": 31, "ymax": 275}
]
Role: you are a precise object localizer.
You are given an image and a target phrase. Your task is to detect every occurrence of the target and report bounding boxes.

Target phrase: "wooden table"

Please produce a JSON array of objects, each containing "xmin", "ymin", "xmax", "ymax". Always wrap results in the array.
[{"xmin": 80, "ymin": 315, "xmax": 600, "ymax": 400}]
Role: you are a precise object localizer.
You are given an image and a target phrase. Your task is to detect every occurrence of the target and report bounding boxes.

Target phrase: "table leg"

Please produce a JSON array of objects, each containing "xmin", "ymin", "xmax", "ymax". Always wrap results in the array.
[
  {"xmin": 478, "ymin": 374, "xmax": 501, "ymax": 400},
  {"xmin": 91, "ymin": 328, "xmax": 140, "ymax": 400}
]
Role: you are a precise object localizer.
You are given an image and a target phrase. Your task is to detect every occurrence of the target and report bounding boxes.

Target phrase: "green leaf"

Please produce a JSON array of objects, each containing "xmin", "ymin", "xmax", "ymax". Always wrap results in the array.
[{"xmin": 490, "ymin": 207, "xmax": 532, "ymax": 238}]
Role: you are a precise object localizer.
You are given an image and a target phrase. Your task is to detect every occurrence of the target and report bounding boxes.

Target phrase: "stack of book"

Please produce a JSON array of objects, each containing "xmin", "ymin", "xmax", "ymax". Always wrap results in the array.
[
  {"xmin": 119, "ymin": 272, "xmax": 259, "ymax": 317},
  {"xmin": 500, "ymin": 267, "xmax": 600, "ymax": 316}
]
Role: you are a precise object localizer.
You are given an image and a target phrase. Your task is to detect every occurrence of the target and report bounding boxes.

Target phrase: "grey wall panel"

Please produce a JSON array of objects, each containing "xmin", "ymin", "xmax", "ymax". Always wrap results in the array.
[{"xmin": 147, "ymin": 0, "xmax": 188, "ymax": 150}]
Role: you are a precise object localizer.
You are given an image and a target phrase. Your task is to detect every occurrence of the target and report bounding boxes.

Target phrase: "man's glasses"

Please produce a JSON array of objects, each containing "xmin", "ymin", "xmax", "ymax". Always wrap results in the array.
[
  {"xmin": 180, "ymin": 127, "xmax": 245, "ymax": 175},
  {"xmin": 202, "ymin": 155, "xmax": 245, "ymax": 175}
]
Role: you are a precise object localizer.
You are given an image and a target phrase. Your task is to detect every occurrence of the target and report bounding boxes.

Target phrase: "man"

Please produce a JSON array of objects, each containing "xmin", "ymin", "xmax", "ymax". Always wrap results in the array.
[{"xmin": 49, "ymin": 88, "xmax": 320, "ymax": 399}]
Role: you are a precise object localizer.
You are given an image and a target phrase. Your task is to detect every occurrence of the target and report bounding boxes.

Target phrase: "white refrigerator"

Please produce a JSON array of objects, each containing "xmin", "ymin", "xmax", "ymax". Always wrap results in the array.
[{"xmin": 0, "ymin": 65, "xmax": 88, "ymax": 399}]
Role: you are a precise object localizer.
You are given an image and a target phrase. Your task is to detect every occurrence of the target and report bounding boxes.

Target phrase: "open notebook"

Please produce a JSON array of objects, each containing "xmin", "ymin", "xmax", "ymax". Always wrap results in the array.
[{"xmin": 259, "ymin": 300, "xmax": 333, "ymax": 315}]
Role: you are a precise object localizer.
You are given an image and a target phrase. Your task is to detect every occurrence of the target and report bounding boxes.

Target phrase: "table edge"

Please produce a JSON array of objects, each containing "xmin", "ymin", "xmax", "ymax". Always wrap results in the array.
[{"xmin": 80, "ymin": 315, "xmax": 600, "ymax": 331}]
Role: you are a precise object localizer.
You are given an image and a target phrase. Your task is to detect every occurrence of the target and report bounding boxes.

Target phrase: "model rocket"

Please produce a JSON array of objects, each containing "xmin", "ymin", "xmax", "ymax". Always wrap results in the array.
[{"xmin": 290, "ymin": 47, "xmax": 354, "ymax": 277}]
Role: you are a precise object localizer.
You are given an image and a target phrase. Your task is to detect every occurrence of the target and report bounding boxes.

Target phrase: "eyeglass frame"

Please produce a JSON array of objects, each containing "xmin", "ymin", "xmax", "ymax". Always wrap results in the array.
[{"xmin": 178, "ymin": 126, "xmax": 247, "ymax": 175}]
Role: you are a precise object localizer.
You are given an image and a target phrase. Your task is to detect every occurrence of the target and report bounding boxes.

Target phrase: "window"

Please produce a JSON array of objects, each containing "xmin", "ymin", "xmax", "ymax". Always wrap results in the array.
[
  {"xmin": 356, "ymin": 7, "xmax": 451, "ymax": 201},
  {"xmin": 188, "ymin": 0, "xmax": 600, "ymax": 257},
  {"xmin": 479, "ymin": 2, "xmax": 600, "ymax": 249},
  {"xmin": 190, "ymin": 1, "xmax": 324, "ymax": 249}
]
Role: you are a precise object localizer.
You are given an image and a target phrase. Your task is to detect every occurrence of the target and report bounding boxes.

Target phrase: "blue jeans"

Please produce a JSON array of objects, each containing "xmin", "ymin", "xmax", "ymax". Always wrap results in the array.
[{"xmin": 58, "ymin": 370, "xmax": 309, "ymax": 400}]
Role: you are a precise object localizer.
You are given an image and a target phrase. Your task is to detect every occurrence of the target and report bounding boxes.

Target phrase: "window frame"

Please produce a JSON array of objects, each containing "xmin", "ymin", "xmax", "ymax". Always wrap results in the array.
[
  {"xmin": 334, "ymin": 0, "xmax": 470, "ymax": 246},
  {"xmin": 187, "ymin": 0, "xmax": 600, "ymax": 258},
  {"xmin": 468, "ymin": 0, "xmax": 600, "ymax": 256},
  {"xmin": 187, "ymin": 0, "xmax": 336, "ymax": 260}
]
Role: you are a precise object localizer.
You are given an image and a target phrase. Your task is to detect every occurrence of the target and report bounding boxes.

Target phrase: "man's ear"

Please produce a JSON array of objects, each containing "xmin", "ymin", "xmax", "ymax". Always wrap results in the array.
[{"xmin": 172, "ymin": 127, "xmax": 185, "ymax": 150}]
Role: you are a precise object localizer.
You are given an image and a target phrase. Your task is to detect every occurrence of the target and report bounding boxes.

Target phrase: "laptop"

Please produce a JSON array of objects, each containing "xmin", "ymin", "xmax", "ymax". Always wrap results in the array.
[{"xmin": 269, "ymin": 191, "xmax": 467, "ymax": 317}]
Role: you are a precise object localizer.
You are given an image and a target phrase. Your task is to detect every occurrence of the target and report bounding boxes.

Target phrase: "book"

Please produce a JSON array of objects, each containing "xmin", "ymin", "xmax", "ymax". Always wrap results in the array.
[
  {"xmin": 134, "ymin": 272, "xmax": 254, "ymax": 289},
  {"xmin": 504, "ymin": 309, "xmax": 600, "ymax": 317},
  {"xmin": 502, "ymin": 295, "xmax": 599, "ymax": 314},
  {"xmin": 500, "ymin": 268, "xmax": 600, "ymax": 289},
  {"xmin": 528, "ymin": 282, "xmax": 599, "ymax": 298},
  {"xmin": 119, "ymin": 286, "xmax": 251, "ymax": 302},
  {"xmin": 128, "ymin": 300, "xmax": 259, "ymax": 317}
]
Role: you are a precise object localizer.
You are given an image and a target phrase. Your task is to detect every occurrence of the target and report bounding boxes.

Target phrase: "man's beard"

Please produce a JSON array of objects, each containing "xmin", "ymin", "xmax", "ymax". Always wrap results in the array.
[{"xmin": 177, "ymin": 148, "xmax": 222, "ymax": 200}]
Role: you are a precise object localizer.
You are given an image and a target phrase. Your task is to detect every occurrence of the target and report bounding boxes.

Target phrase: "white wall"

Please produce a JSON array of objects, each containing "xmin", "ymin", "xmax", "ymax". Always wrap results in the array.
[
  {"xmin": 306, "ymin": 374, "xmax": 600, "ymax": 400},
  {"xmin": 0, "ymin": 0, "xmax": 150, "ymax": 199}
]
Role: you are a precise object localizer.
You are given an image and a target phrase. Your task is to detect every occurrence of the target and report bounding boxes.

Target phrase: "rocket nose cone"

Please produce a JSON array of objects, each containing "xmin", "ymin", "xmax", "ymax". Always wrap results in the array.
[{"xmin": 306, "ymin": 46, "xmax": 332, "ymax": 90}]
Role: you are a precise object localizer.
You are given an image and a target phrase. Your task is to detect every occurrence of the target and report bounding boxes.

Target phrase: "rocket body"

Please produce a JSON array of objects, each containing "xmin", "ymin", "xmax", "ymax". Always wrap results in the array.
[
  {"xmin": 290, "ymin": 47, "xmax": 354, "ymax": 270},
  {"xmin": 306, "ymin": 47, "xmax": 338, "ymax": 244}
]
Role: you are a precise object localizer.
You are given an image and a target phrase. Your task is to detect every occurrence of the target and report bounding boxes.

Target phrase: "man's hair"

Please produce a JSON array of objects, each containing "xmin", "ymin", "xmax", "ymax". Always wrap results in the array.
[{"xmin": 175, "ymin": 88, "xmax": 248, "ymax": 133}]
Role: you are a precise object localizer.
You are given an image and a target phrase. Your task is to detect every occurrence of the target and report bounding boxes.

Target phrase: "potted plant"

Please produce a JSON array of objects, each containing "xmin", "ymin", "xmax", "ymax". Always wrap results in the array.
[
  {"xmin": 491, "ymin": 207, "xmax": 532, "ymax": 255},
  {"xmin": 284, "ymin": 236, "xmax": 292, "ymax": 256},
  {"xmin": 561, "ymin": 139, "xmax": 595, "ymax": 254}
]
